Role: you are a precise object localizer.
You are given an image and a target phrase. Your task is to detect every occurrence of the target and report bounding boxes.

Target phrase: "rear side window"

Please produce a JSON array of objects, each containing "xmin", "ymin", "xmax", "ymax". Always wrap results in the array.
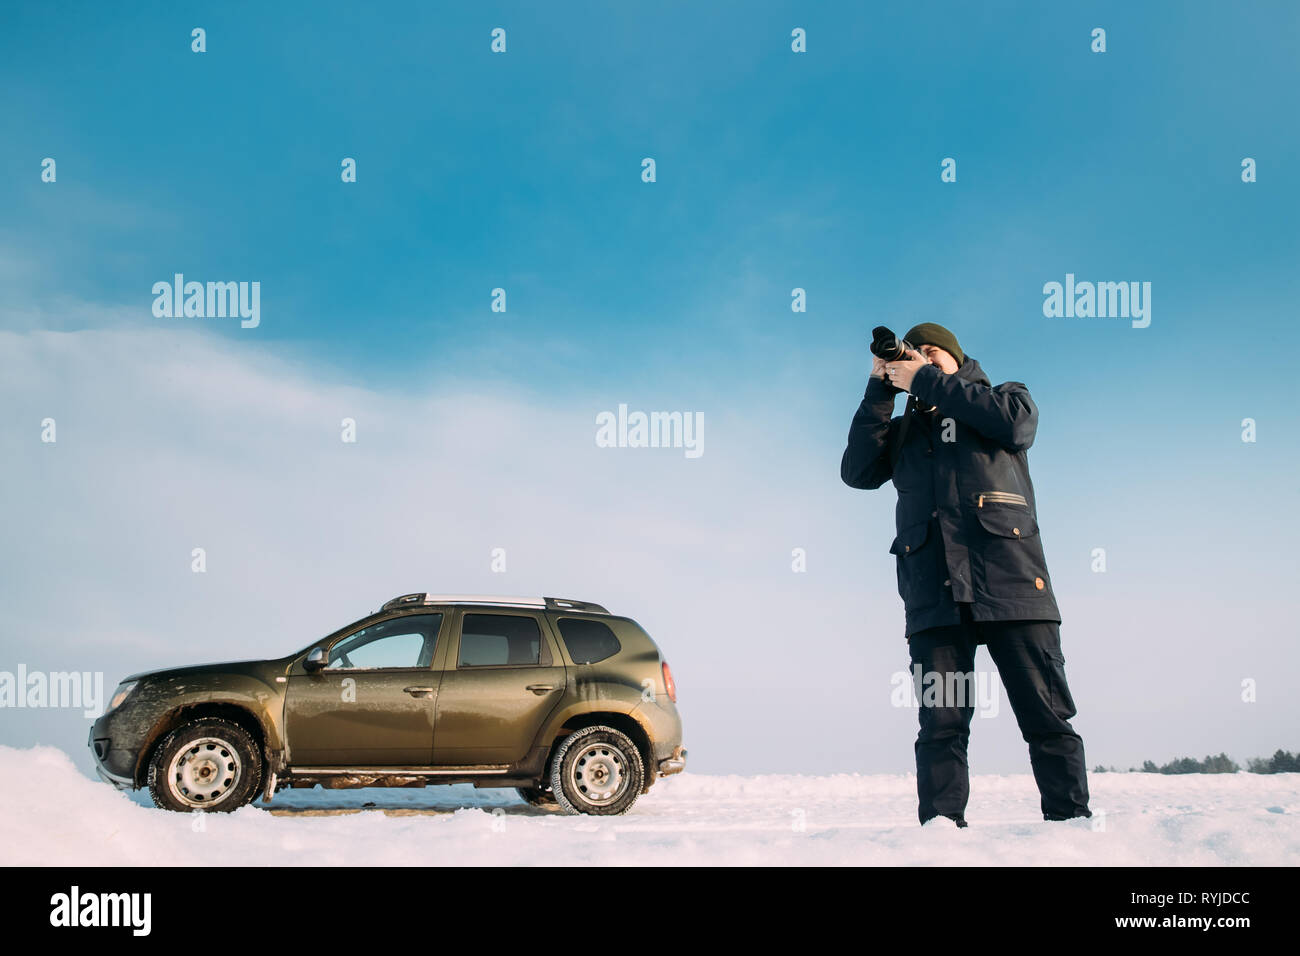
[
  {"xmin": 557, "ymin": 618, "xmax": 621, "ymax": 664},
  {"xmin": 459, "ymin": 614, "xmax": 543, "ymax": 667}
]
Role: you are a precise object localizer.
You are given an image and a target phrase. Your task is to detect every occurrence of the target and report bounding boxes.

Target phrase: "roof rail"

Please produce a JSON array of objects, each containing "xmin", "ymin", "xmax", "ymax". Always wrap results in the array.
[
  {"xmin": 380, "ymin": 594, "xmax": 610, "ymax": 614},
  {"xmin": 382, "ymin": 593, "xmax": 432, "ymax": 610},
  {"xmin": 544, "ymin": 596, "xmax": 610, "ymax": 614}
]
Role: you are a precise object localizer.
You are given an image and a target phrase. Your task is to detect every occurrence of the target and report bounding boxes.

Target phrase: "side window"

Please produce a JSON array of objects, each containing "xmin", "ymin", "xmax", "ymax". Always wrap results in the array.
[
  {"xmin": 459, "ymin": 614, "xmax": 543, "ymax": 667},
  {"xmin": 327, "ymin": 613, "xmax": 443, "ymax": 670},
  {"xmin": 557, "ymin": 618, "xmax": 621, "ymax": 664}
]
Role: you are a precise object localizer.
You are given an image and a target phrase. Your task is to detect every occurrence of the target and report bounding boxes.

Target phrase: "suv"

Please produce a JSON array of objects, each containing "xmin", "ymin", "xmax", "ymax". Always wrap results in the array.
[{"xmin": 89, "ymin": 594, "xmax": 686, "ymax": 815}]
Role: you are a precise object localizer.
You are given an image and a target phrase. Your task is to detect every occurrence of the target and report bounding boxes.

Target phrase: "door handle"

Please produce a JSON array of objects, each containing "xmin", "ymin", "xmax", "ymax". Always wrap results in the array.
[
  {"xmin": 526, "ymin": 684, "xmax": 554, "ymax": 695},
  {"xmin": 403, "ymin": 686, "xmax": 436, "ymax": 698}
]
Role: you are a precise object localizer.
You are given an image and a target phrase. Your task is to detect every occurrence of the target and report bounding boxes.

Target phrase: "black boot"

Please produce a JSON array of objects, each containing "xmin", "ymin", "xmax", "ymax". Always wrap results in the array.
[
  {"xmin": 921, "ymin": 812, "xmax": 968, "ymax": 828},
  {"xmin": 1044, "ymin": 809, "xmax": 1092, "ymax": 822}
]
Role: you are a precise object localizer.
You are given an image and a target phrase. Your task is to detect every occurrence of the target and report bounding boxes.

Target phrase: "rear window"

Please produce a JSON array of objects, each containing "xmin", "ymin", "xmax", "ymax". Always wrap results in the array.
[
  {"xmin": 557, "ymin": 618, "xmax": 622, "ymax": 664},
  {"xmin": 459, "ymin": 614, "xmax": 543, "ymax": 667}
]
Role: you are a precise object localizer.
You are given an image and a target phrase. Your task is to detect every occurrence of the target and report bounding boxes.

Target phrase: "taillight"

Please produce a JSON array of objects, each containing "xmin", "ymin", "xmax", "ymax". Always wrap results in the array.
[{"xmin": 661, "ymin": 660, "xmax": 677, "ymax": 703}]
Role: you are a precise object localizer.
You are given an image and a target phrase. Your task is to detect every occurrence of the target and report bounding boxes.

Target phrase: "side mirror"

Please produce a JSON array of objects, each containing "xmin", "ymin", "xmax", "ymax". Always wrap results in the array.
[{"xmin": 304, "ymin": 647, "xmax": 327, "ymax": 673}]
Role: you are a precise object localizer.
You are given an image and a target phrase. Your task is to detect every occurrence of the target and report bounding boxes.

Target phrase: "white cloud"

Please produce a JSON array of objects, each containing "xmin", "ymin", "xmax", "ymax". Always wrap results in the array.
[
  {"xmin": 2, "ymin": 325, "xmax": 1294, "ymax": 779},
  {"xmin": 0, "ymin": 326, "xmax": 908, "ymax": 774}
]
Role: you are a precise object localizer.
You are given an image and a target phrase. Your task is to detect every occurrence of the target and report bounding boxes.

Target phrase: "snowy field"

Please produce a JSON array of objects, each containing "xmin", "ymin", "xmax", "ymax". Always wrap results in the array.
[{"xmin": 2, "ymin": 746, "xmax": 1296, "ymax": 866}]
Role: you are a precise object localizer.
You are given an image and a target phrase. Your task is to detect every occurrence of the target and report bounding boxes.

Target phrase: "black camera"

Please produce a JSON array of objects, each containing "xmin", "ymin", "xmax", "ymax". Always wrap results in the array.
[{"xmin": 870, "ymin": 326, "xmax": 915, "ymax": 363}]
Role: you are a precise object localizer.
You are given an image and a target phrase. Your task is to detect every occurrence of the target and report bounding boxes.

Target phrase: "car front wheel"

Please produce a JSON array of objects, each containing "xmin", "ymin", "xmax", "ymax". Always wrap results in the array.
[
  {"xmin": 549, "ymin": 725, "xmax": 645, "ymax": 816},
  {"xmin": 148, "ymin": 718, "xmax": 262, "ymax": 813}
]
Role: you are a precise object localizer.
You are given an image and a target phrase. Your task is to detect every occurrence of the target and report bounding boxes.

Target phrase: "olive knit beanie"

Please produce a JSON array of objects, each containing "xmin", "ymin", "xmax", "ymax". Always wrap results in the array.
[{"xmin": 903, "ymin": 323, "xmax": 964, "ymax": 366}]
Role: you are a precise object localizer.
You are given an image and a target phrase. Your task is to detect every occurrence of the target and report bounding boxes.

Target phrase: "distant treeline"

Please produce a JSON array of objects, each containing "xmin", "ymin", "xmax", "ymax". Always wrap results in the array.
[{"xmin": 1093, "ymin": 749, "xmax": 1300, "ymax": 774}]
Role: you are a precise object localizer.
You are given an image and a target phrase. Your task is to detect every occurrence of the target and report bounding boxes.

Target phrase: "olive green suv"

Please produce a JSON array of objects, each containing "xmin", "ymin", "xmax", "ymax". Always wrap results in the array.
[{"xmin": 89, "ymin": 595, "xmax": 686, "ymax": 815}]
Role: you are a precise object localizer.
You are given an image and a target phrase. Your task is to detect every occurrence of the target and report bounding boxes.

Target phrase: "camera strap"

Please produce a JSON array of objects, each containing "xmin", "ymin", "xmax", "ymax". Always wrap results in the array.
[{"xmin": 889, "ymin": 395, "xmax": 920, "ymax": 471}]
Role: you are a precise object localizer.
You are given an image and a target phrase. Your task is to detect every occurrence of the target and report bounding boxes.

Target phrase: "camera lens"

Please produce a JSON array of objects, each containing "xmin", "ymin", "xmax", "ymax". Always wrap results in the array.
[{"xmin": 871, "ymin": 326, "xmax": 907, "ymax": 362}]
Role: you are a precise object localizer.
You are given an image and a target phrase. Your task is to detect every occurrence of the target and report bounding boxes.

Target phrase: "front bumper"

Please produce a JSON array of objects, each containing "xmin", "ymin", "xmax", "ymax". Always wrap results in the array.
[
  {"xmin": 88, "ymin": 727, "xmax": 134, "ymax": 790},
  {"xmin": 657, "ymin": 745, "xmax": 687, "ymax": 776}
]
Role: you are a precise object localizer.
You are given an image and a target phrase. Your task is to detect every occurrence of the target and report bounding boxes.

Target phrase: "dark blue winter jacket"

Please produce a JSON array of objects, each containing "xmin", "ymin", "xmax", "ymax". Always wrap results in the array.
[{"xmin": 841, "ymin": 356, "xmax": 1061, "ymax": 638}]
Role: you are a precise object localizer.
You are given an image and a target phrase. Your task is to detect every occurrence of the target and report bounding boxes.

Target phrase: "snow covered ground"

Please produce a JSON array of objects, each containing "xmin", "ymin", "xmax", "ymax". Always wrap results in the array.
[{"xmin": 2, "ymin": 746, "xmax": 1296, "ymax": 866}]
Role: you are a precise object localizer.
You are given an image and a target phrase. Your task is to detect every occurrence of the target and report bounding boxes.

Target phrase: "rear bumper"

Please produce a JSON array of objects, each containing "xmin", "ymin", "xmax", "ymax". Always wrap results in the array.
[{"xmin": 657, "ymin": 745, "xmax": 687, "ymax": 776}]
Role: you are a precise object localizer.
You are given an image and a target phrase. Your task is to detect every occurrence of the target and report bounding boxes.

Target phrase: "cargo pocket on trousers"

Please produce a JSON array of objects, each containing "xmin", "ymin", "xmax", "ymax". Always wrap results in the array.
[{"xmin": 1044, "ymin": 645, "xmax": 1076, "ymax": 720}]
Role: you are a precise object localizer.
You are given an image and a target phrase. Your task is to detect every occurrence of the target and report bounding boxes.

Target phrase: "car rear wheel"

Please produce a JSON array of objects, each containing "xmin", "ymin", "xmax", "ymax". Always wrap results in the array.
[
  {"xmin": 550, "ymin": 725, "xmax": 644, "ymax": 816},
  {"xmin": 148, "ymin": 718, "xmax": 262, "ymax": 813}
]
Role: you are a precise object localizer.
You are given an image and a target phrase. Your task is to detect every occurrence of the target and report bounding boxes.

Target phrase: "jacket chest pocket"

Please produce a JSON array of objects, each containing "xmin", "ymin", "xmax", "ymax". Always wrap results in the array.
[
  {"xmin": 971, "ymin": 506, "xmax": 1050, "ymax": 598},
  {"xmin": 890, "ymin": 520, "xmax": 945, "ymax": 611}
]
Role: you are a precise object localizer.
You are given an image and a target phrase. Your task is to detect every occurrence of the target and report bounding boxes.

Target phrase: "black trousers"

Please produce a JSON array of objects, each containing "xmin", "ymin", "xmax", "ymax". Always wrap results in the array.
[{"xmin": 907, "ymin": 604, "xmax": 1091, "ymax": 823}]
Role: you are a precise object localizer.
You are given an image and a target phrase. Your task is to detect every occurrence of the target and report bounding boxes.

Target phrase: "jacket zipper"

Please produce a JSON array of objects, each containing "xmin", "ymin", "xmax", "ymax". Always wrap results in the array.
[{"xmin": 976, "ymin": 491, "xmax": 1028, "ymax": 508}]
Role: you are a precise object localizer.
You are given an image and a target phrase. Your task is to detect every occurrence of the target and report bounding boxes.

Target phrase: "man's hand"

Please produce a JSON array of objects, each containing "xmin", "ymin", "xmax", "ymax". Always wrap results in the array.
[
  {"xmin": 884, "ymin": 348, "xmax": 929, "ymax": 393},
  {"xmin": 870, "ymin": 354, "xmax": 889, "ymax": 380}
]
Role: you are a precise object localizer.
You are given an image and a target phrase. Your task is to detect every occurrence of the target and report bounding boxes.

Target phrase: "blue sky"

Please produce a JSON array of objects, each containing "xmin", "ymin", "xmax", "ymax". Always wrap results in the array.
[
  {"xmin": 6, "ymin": 2, "xmax": 1296, "ymax": 378},
  {"xmin": 2, "ymin": 2, "xmax": 1299, "ymax": 774}
]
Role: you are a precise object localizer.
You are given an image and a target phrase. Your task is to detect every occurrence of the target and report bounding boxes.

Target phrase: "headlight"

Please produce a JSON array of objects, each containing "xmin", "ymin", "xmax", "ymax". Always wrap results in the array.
[{"xmin": 109, "ymin": 681, "xmax": 138, "ymax": 711}]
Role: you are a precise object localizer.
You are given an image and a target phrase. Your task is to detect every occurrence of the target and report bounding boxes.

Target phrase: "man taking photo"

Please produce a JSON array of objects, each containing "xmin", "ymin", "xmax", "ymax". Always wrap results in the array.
[{"xmin": 841, "ymin": 323, "xmax": 1092, "ymax": 827}]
